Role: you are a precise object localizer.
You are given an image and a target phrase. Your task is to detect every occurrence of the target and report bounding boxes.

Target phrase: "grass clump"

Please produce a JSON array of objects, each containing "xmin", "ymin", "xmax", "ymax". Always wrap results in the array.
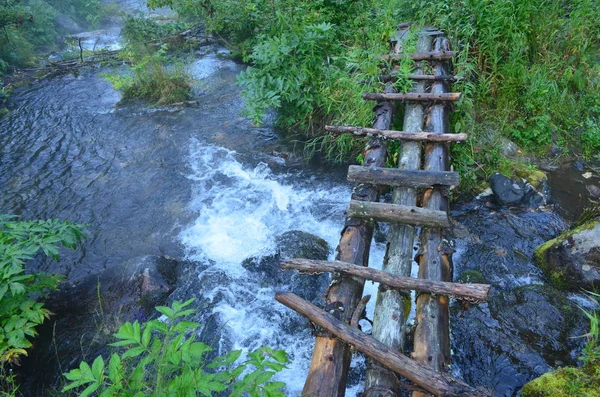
[{"xmin": 104, "ymin": 16, "xmax": 192, "ymax": 105}]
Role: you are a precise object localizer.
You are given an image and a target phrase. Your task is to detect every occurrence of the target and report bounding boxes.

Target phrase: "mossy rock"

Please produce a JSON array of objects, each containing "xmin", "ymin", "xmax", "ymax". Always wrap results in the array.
[
  {"xmin": 522, "ymin": 366, "xmax": 600, "ymax": 397},
  {"xmin": 512, "ymin": 163, "xmax": 547, "ymax": 189},
  {"xmin": 457, "ymin": 269, "xmax": 486, "ymax": 284},
  {"xmin": 534, "ymin": 219, "xmax": 600, "ymax": 290}
]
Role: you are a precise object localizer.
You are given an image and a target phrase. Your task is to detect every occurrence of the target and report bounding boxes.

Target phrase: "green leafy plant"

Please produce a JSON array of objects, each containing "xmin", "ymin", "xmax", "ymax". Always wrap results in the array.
[
  {"xmin": 0, "ymin": 215, "xmax": 84, "ymax": 365},
  {"xmin": 63, "ymin": 299, "xmax": 288, "ymax": 396}
]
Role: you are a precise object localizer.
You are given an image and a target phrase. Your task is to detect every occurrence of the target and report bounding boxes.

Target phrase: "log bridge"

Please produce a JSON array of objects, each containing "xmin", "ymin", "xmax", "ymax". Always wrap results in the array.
[{"xmin": 275, "ymin": 24, "xmax": 491, "ymax": 397}]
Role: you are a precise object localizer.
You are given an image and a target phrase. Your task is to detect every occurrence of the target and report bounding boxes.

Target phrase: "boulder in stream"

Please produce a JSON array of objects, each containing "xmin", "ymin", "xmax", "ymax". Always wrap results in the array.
[{"xmin": 534, "ymin": 219, "xmax": 600, "ymax": 291}]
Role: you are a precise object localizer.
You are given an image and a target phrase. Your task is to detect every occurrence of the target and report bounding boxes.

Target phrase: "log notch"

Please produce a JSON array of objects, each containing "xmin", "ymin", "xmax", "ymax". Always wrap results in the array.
[
  {"xmin": 364, "ymin": 30, "xmax": 433, "ymax": 397},
  {"xmin": 412, "ymin": 36, "xmax": 454, "ymax": 397},
  {"xmin": 301, "ymin": 31, "xmax": 402, "ymax": 397},
  {"xmin": 276, "ymin": 292, "xmax": 487, "ymax": 397},
  {"xmin": 281, "ymin": 259, "xmax": 491, "ymax": 302}
]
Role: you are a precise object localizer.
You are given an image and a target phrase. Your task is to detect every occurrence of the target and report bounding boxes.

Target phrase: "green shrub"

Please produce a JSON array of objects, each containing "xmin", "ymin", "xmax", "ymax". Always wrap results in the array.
[
  {"xmin": 63, "ymin": 299, "xmax": 288, "ymax": 396},
  {"xmin": 104, "ymin": 44, "xmax": 191, "ymax": 105},
  {"xmin": 0, "ymin": 215, "xmax": 84, "ymax": 365}
]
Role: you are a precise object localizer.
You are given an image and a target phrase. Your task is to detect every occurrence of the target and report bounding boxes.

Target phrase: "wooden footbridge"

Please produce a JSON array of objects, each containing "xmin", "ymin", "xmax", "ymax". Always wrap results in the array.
[{"xmin": 275, "ymin": 24, "xmax": 491, "ymax": 397}]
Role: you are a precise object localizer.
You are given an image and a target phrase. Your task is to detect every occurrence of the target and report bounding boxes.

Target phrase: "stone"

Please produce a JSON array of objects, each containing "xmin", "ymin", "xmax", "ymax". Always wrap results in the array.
[
  {"xmin": 489, "ymin": 173, "xmax": 526, "ymax": 205},
  {"xmin": 534, "ymin": 220, "xmax": 600, "ymax": 291},
  {"xmin": 451, "ymin": 285, "xmax": 587, "ymax": 397}
]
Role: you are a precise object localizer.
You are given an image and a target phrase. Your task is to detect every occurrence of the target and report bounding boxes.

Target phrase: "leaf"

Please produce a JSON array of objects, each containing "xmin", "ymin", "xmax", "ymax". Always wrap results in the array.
[
  {"xmin": 91, "ymin": 355, "xmax": 105, "ymax": 379},
  {"xmin": 155, "ymin": 305, "xmax": 175, "ymax": 318},
  {"xmin": 141, "ymin": 325, "xmax": 151, "ymax": 348},
  {"xmin": 80, "ymin": 381, "xmax": 100, "ymax": 397},
  {"xmin": 108, "ymin": 354, "xmax": 123, "ymax": 384},
  {"xmin": 121, "ymin": 346, "xmax": 146, "ymax": 359},
  {"xmin": 208, "ymin": 349, "xmax": 242, "ymax": 368},
  {"xmin": 270, "ymin": 349, "xmax": 288, "ymax": 364}
]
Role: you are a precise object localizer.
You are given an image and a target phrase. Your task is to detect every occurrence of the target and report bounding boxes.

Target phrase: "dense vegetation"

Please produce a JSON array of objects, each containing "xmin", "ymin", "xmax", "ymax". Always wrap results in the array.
[
  {"xmin": 0, "ymin": 216, "xmax": 83, "ymax": 393},
  {"xmin": 0, "ymin": 0, "xmax": 103, "ymax": 68},
  {"xmin": 151, "ymin": 0, "xmax": 600, "ymax": 190},
  {"xmin": 104, "ymin": 17, "xmax": 192, "ymax": 105},
  {"xmin": 63, "ymin": 300, "xmax": 288, "ymax": 397}
]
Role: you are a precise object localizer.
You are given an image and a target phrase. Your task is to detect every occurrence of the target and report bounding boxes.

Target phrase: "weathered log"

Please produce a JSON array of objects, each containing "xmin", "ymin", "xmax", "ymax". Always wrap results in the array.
[
  {"xmin": 381, "ymin": 51, "xmax": 456, "ymax": 61},
  {"xmin": 412, "ymin": 36, "xmax": 453, "ymax": 397},
  {"xmin": 281, "ymin": 259, "xmax": 491, "ymax": 301},
  {"xmin": 380, "ymin": 74, "xmax": 457, "ymax": 83},
  {"xmin": 362, "ymin": 92, "xmax": 461, "ymax": 102},
  {"xmin": 348, "ymin": 200, "xmax": 450, "ymax": 228},
  {"xmin": 301, "ymin": 29, "xmax": 398, "ymax": 397},
  {"xmin": 364, "ymin": 32, "xmax": 430, "ymax": 397},
  {"xmin": 325, "ymin": 125, "xmax": 467, "ymax": 142},
  {"xmin": 348, "ymin": 165, "xmax": 459, "ymax": 188},
  {"xmin": 275, "ymin": 292, "xmax": 487, "ymax": 397}
]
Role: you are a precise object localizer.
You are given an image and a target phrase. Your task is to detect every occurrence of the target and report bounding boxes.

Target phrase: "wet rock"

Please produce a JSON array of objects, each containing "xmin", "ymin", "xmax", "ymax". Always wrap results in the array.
[
  {"xmin": 276, "ymin": 230, "xmax": 329, "ymax": 260},
  {"xmin": 20, "ymin": 255, "xmax": 183, "ymax": 395},
  {"xmin": 535, "ymin": 220, "xmax": 600, "ymax": 291},
  {"xmin": 586, "ymin": 184, "xmax": 600, "ymax": 199},
  {"xmin": 489, "ymin": 173, "xmax": 526, "ymax": 205},
  {"xmin": 572, "ymin": 160, "xmax": 585, "ymax": 172},
  {"xmin": 451, "ymin": 285, "xmax": 587, "ymax": 397},
  {"xmin": 449, "ymin": 200, "xmax": 588, "ymax": 395}
]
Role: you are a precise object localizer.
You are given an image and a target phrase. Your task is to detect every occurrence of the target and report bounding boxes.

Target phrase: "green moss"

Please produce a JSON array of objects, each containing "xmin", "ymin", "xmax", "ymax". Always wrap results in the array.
[
  {"xmin": 522, "ymin": 366, "xmax": 600, "ymax": 397},
  {"xmin": 534, "ymin": 220, "xmax": 598, "ymax": 289},
  {"xmin": 512, "ymin": 163, "xmax": 547, "ymax": 189},
  {"xmin": 457, "ymin": 270, "xmax": 486, "ymax": 284}
]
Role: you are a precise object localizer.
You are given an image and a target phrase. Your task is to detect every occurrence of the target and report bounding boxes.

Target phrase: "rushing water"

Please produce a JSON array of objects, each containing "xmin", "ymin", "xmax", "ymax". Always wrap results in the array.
[{"xmin": 0, "ymin": 26, "xmax": 387, "ymax": 393}]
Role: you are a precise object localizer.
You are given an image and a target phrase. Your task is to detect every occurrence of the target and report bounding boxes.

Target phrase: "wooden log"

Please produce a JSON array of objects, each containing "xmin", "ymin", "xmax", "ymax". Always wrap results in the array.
[
  {"xmin": 381, "ymin": 51, "xmax": 457, "ymax": 61},
  {"xmin": 380, "ymin": 74, "xmax": 457, "ymax": 83},
  {"xmin": 364, "ymin": 32, "xmax": 430, "ymax": 396},
  {"xmin": 348, "ymin": 200, "xmax": 450, "ymax": 228},
  {"xmin": 362, "ymin": 92, "xmax": 461, "ymax": 102},
  {"xmin": 275, "ymin": 292, "xmax": 487, "ymax": 397},
  {"xmin": 281, "ymin": 259, "xmax": 491, "ymax": 302},
  {"xmin": 347, "ymin": 165, "xmax": 459, "ymax": 188},
  {"xmin": 301, "ymin": 28, "xmax": 399, "ymax": 397},
  {"xmin": 325, "ymin": 125, "xmax": 467, "ymax": 142},
  {"xmin": 413, "ymin": 36, "xmax": 454, "ymax": 397}
]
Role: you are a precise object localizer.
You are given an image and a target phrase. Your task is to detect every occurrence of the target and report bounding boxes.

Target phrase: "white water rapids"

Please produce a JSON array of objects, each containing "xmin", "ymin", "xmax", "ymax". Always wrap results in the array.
[{"xmin": 179, "ymin": 139, "xmax": 386, "ymax": 395}]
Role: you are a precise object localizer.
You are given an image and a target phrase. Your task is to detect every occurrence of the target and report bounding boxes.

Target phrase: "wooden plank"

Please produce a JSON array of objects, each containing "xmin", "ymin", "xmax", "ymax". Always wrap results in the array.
[
  {"xmin": 347, "ymin": 200, "xmax": 450, "ymax": 228},
  {"xmin": 381, "ymin": 51, "xmax": 457, "ymax": 61},
  {"xmin": 362, "ymin": 92, "xmax": 461, "ymax": 102},
  {"xmin": 281, "ymin": 259, "xmax": 491, "ymax": 302},
  {"xmin": 347, "ymin": 165, "xmax": 459, "ymax": 188},
  {"xmin": 413, "ymin": 36, "xmax": 454, "ymax": 397},
  {"xmin": 380, "ymin": 74, "xmax": 457, "ymax": 83},
  {"xmin": 275, "ymin": 292, "xmax": 488, "ymax": 397},
  {"xmin": 325, "ymin": 125, "xmax": 467, "ymax": 142}
]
